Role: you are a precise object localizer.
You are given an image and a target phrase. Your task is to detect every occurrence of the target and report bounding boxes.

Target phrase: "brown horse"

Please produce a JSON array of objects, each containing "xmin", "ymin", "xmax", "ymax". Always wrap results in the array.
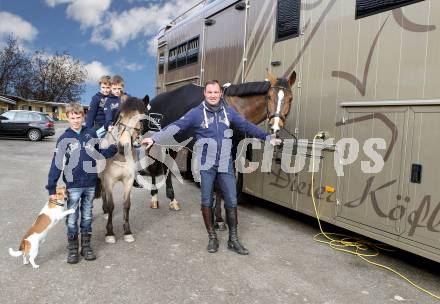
[
  {"xmin": 99, "ymin": 97, "xmax": 146, "ymax": 244},
  {"xmin": 212, "ymin": 70, "xmax": 297, "ymax": 228}
]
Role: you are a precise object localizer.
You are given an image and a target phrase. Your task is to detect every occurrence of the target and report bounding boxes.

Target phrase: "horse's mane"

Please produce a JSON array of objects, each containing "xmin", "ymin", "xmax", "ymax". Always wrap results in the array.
[
  {"xmin": 275, "ymin": 78, "xmax": 289, "ymax": 88},
  {"xmin": 119, "ymin": 96, "xmax": 146, "ymax": 115},
  {"xmin": 223, "ymin": 81, "xmax": 271, "ymax": 97}
]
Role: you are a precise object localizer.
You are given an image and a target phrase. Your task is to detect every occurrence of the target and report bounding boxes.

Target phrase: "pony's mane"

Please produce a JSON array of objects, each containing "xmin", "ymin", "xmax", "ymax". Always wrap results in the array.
[
  {"xmin": 223, "ymin": 81, "xmax": 271, "ymax": 97},
  {"xmin": 119, "ymin": 96, "xmax": 145, "ymax": 115}
]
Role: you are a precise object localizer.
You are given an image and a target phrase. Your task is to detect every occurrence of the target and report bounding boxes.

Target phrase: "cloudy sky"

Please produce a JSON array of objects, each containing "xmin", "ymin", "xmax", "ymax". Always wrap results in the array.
[{"xmin": 0, "ymin": 0, "xmax": 200, "ymax": 104}]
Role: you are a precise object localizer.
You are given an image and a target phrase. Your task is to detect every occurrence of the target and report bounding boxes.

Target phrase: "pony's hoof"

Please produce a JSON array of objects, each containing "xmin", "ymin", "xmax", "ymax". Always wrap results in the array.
[
  {"xmin": 103, "ymin": 213, "xmax": 109, "ymax": 220},
  {"xmin": 150, "ymin": 201, "xmax": 159, "ymax": 209},
  {"xmin": 123, "ymin": 234, "xmax": 135, "ymax": 243},
  {"xmin": 105, "ymin": 235, "xmax": 116, "ymax": 244},
  {"xmin": 169, "ymin": 200, "xmax": 181, "ymax": 211}
]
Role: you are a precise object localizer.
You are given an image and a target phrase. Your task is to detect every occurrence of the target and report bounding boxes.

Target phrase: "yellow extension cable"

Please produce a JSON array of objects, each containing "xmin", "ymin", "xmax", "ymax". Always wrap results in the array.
[{"xmin": 310, "ymin": 134, "xmax": 440, "ymax": 301}]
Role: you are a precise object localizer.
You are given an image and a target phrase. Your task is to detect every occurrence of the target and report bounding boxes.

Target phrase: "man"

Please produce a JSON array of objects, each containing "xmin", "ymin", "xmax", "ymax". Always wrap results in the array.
[{"xmin": 142, "ymin": 80, "xmax": 280, "ymax": 254}]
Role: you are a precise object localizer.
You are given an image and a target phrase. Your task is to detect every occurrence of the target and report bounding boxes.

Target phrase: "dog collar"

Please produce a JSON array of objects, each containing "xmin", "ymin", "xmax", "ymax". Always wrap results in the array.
[{"xmin": 49, "ymin": 200, "xmax": 65, "ymax": 207}]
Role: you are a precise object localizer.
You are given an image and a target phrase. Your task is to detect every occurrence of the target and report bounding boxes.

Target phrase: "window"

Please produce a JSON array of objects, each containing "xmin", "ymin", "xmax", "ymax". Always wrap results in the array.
[
  {"xmin": 1, "ymin": 111, "xmax": 15, "ymax": 120},
  {"xmin": 168, "ymin": 47, "xmax": 177, "ymax": 71},
  {"xmin": 39, "ymin": 107, "xmax": 44, "ymax": 113},
  {"xmin": 187, "ymin": 37, "xmax": 199, "ymax": 65},
  {"xmin": 356, "ymin": 0, "xmax": 425, "ymax": 19},
  {"xmin": 276, "ymin": 0, "xmax": 301, "ymax": 42},
  {"xmin": 158, "ymin": 52, "xmax": 165, "ymax": 74},
  {"xmin": 29, "ymin": 113, "xmax": 43, "ymax": 121},
  {"xmin": 15, "ymin": 112, "xmax": 29, "ymax": 121},
  {"xmin": 177, "ymin": 43, "xmax": 187, "ymax": 68},
  {"xmin": 167, "ymin": 36, "xmax": 199, "ymax": 71}
]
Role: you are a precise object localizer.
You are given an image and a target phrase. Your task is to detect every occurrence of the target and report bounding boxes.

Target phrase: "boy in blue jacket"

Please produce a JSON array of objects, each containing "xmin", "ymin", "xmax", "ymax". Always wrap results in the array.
[
  {"xmin": 142, "ymin": 80, "xmax": 281, "ymax": 255},
  {"xmin": 104, "ymin": 75, "xmax": 125, "ymax": 131},
  {"xmin": 85, "ymin": 75, "xmax": 111, "ymax": 137},
  {"xmin": 47, "ymin": 103, "xmax": 117, "ymax": 264}
]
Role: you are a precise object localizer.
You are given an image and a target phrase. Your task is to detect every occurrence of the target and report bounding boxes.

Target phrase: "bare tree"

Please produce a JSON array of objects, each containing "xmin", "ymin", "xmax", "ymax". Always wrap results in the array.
[{"xmin": 0, "ymin": 36, "xmax": 30, "ymax": 95}]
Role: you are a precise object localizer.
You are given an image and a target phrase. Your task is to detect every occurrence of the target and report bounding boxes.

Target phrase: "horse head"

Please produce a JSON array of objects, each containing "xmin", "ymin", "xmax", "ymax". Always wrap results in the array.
[
  {"xmin": 265, "ymin": 70, "xmax": 297, "ymax": 135},
  {"xmin": 113, "ymin": 97, "xmax": 146, "ymax": 155}
]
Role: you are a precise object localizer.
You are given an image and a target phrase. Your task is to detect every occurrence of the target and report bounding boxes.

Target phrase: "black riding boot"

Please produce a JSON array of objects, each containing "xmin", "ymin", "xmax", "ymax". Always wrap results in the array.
[
  {"xmin": 80, "ymin": 234, "xmax": 97, "ymax": 261},
  {"xmin": 201, "ymin": 207, "xmax": 219, "ymax": 253},
  {"xmin": 225, "ymin": 207, "xmax": 249, "ymax": 255},
  {"xmin": 67, "ymin": 235, "xmax": 79, "ymax": 264}
]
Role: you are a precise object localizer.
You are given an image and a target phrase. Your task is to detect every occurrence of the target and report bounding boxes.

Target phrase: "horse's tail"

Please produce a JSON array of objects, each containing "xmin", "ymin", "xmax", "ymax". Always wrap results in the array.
[
  {"xmin": 94, "ymin": 178, "xmax": 102, "ymax": 199},
  {"xmin": 9, "ymin": 248, "xmax": 23, "ymax": 257}
]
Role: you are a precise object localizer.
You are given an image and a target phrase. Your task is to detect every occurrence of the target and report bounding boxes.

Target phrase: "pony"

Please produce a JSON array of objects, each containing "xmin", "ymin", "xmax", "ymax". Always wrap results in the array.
[{"xmin": 99, "ymin": 96, "xmax": 147, "ymax": 243}]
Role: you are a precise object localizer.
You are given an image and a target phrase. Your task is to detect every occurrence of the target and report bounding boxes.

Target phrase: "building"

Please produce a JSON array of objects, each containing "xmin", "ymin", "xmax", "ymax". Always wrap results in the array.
[{"xmin": 0, "ymin": 94, "xmax": 89, "ymax": 120}]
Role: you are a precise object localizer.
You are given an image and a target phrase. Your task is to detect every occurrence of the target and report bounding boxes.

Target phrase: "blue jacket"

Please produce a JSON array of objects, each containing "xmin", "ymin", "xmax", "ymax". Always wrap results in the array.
[
  {"xmin": 46, "ymin": 127, "xmax": 117, "ymax": 195},
  {"xmin": 103, "ymin": 95, "xmax": 120, "ymax": 129},
  {"xmin": 151, "ymin": 101, "xmax": 269, "ymax": 167},
  {"xmin": 85, "ymin": 92, "xmax": 108, "ymax": 129}
]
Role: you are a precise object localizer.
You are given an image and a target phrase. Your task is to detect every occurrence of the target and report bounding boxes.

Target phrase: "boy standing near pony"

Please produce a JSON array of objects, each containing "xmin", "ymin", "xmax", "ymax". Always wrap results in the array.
[
  {"xmin": 47, "ymin": 103, "xmax": 117, "ymax": 264},
  {"xmin": 86, "ymin": 75, "xmax": 111, "ymax": 138}
]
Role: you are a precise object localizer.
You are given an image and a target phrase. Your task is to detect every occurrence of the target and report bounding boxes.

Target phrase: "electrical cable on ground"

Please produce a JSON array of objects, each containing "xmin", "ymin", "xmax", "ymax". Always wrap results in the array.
[{"xmin": 310, "ymin": 134, "xmax": 439, "ymax": 301}]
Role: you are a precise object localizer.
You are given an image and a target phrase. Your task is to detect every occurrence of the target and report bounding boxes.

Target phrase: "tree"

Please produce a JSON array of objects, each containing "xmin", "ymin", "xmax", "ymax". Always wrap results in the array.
[
  {"xmin": 0, "ymin": 36, "xmax": 30, "ymax": 95},
  {"xmin": 29, "ymin": 51, "xmax": 87, "ymax": 103},
  {"xmin": 0, "ymin": 36, "xmax": 87, "ymax": 103}
]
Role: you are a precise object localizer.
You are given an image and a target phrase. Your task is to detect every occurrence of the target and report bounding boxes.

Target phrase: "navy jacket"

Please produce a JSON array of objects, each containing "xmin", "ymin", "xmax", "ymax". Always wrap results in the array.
[
  {"xmin": 103, "ymin": 95, "xmax": 120, "ymax": 129},
  {"xmin": 46, "ymin": 127, "xmax": 117, "ymax": 195},
  {"xmin": 151, "ymin": 101, "xmax": 269, "ymax": 167},
  {"xmin": 86, "ymin": 92, "xmax": 108, "ymax": 129}
]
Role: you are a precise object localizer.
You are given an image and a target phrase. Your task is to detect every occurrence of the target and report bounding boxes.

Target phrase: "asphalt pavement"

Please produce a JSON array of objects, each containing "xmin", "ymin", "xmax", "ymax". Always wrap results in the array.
[{"xmin": 0, "ymin": 123, "xmax": 439, "ymax": 304}]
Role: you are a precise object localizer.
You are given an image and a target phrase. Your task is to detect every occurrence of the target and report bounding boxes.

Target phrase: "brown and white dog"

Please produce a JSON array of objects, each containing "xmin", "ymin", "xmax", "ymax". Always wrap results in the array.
[{"xmin": 9, "ymin": 186, "xmax": 75, "ymax": 268}]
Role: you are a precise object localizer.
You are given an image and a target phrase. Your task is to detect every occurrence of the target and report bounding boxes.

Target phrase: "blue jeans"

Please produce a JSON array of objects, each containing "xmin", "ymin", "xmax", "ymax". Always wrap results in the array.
[
  {"xmin": 66, "ymin": 187, "xmax": 95, "ymax": 239},
  {"xmin": 200, "ymin": 162, "xmax": 237, "ymax": 209}
]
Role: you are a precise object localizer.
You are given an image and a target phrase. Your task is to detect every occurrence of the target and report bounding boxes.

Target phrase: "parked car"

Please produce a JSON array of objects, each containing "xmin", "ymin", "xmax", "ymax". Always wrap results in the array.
[{"xmin": 0, "ymin": 110, "xmax": 55, "ymax": 141}]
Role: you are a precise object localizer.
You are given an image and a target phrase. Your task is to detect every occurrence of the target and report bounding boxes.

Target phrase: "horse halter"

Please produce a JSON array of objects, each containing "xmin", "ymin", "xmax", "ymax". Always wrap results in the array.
[
  {"xmin": 107, "ymin": 118, "xmax": 142, "ymax": 145},
  {"xmin": 117, "ymin": 122, "xmax": 142, "ymax": 134},
  {"xmin": 265, "ymin": 85, "xmax": 292, "ymax": 123}
]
